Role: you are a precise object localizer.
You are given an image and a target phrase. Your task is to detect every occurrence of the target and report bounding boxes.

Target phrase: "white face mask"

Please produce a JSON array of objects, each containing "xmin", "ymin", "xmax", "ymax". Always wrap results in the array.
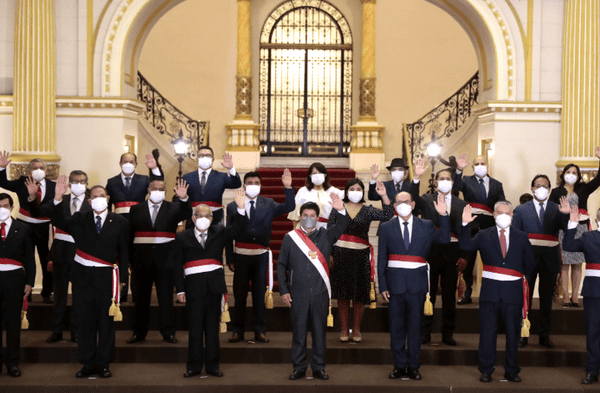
[
  {"xmin": 245, "ymin": 185, "xmax": 260, "ymax": 199},
  {"xmin": 121, "ymin": 163, "xmax": 135, "ymax": 175},
  {"xmin": 347, "ymin": 190, "xmax": 363, "ymax": 203},
  {"xmin": 391, "ymin": 170, "xmax": 405, "ymax": 183},
  {"xmin": 91, "ymin": 197, "xmax": 108, "ymax": 212},
  {"xmin": 31, "ymin": 169, "xmax": 45, "ymax": 182},
  {"xmin": 396, "ymin": 203, "xmax": 412, "ymax": 217},
  {"xmin": 534, "ymin": 187, "xmax": 549, "ymax": 201},
  {"xmin": 198, "ymin": 157, "xmax": 212, "ymax": 170},
  {"xmin": 474, "ymin": 165, "xmax": 487, "ymax": 178},
  {"xmin": 0, "ymin": 207, "xmax": 11, "ymax": 222},
  {"xmin": 495, "ymin": 213, "xmax": 512, "ymax": 229},
  {"xmin": 437, "ymin": 180, "xmax": 453, "ymax": 194},
  {"xmin": 149, "ymin": 190, "xmax": 166, "ymax": 204},
  {"xmin": 311, "ymin": 173, "xmax": 325, "ymax": 186},
  {"xmin": 195, "ymin": 217, "xmax": 211, "ymax": 231},
  {"xmin": 70, "ymin": 183, "xmax": 86, "ymax": 197},
  {"xmin": 564, "ymin": 173, "xmax": 577, "ymax": 185}
]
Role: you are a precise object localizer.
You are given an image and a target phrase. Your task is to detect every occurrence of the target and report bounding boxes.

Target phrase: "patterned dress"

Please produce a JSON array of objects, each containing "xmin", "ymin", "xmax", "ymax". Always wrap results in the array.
[{"xmin": 328, "ymin": 204, "xmax": 394, "ymax": 303}]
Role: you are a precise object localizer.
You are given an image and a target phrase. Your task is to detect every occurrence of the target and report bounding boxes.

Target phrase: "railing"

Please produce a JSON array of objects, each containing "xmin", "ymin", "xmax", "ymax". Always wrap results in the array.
[
  {"xmin": 405, "ymin": 72, "xmax": 479, "ymax": 160},
  {"xmin": 137, "ymin": 72, "xmax": 209, "ymax": 160}
]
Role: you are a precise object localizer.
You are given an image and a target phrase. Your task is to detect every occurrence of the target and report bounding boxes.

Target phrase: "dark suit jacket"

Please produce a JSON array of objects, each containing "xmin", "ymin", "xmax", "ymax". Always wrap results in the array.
[
  {"xmin": 549, "ymin": 162, "xmax": 600, "ymax": 213},
  {"xmin": 0, "ymin": 219, "xmax": 36, "ymax": 286},
  {"xmin": 105, "ymin": 171, "xmax": 163, "ymax": 219},
  {"xmin": 377, "ymin": 215, "xmax": 450, "ymax": 295},
  {"xmin": 452, "ymin": 172, "xmax": 505, "ymax": 230},
  {"xmin": 562, "ymin": 229, "xmax": 600, "ymax": 298},
  {"xmin": 368, "ymin": 179, "xmax": 411, "ymax": 202},
  {"xmin": 128, "ymin": 199, "xmax": 192, "ymax": 270},
  {"xmin": 0, "ymin": 171, "xmax": 56, "ymax": 219},
  {"xmin": 512, "ymin": 200, "xmax": 568, "ymax": 273},
  {"xmin": 459, "ymin": 224, "xmax": 535, "ymax": 305}
]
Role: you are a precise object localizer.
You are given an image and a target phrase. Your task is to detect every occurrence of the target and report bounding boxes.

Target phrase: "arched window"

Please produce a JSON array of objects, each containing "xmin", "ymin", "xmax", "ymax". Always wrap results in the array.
[{"xmin": 259, "ymin": 1, "xmax": 352, "ymax": 157}]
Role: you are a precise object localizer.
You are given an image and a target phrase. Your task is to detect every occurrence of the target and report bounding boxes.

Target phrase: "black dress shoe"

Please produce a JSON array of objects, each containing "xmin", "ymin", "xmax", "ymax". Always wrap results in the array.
[
  {"xmin": 442, "ymin": 336, "xmax": 457, "ymax": 346},
  {"xmin": 206, "ymin": 369, "xmax": 224, "ymax": 377},
  {"xmin": 518, "ymin": 337, "xmax": 528, "ymax": 348},
  {"xmin": 289, "ymin": 370, "xmax": 306, "ymax": 380},
  {"xmin": 389, "ymin": 368, "xmax": 407, "ymax": 379},
  {"xmin": 457, "ymin": 297, "xmax": 472, "ymax": 305},
  {"xmin": 42, "ymin": 296, "xmax": 53, "ymax": 304},
  {"xmin": 539, "ymin": 337, "xmax": 555, "ymax": 348},
  {"xmin": 480, "ymin": 372, "xmax": 492, "ymax": 382},
  {"xmin": 183, "ymin": 370, "xmax": 202, "ymax": 378},
  {"xmin": 228, "ymin": 333, "xmax": 244, "ymax": 343},
  {"xmin": 407, "ymin": 368, "xmax": 422, "ymax": 380},
  {"xmin": 126, "ymin": 335, "xmax": 145, "ymax": 344},
  {"xmin": 46, "ymin": 332, "xmax": 63, "ymax": 343},
  {"xmin": 255, "ymin": 333, "xmax": 270, "ymax": 343},
  {"xmin": 313, "ymin": 370, "xmax": 329, "ymax": 380},
  {"xmin": 98, "ymin": 367, "xmax": 112, "ymax": 378},
  {"xmin": 163, "ymin": 335, "xmax": 178, "ymax": 344},
  {"xmin": 582, "ymin": 372, "xmax": 599, "ymax": 384},
  {"xmin": 420, "ymin": 335, "xmax": 431, "ymax": 345},
  {"xmin": 76, "ymin": 366, "xmax": 98, "ymax": 378},
  {"xmin": 7, "ymin": 365, "xmax": 21, "ymax": 377},
  {"xmin": 504, "ymin": 372, "xmax": 521, "ymax": 382}
]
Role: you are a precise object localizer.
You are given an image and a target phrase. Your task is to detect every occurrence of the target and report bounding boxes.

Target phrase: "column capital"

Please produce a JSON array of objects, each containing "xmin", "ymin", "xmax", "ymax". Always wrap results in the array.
[{"xmin": 361, "ymin": 0, "xmax": 376, "ymax": 4}]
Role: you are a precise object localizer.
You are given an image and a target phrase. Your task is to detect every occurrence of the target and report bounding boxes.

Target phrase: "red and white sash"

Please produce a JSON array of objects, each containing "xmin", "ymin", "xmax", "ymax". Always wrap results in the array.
[
  {"xmin": 74, "ymin": 250, "xmax": 120, "ymax": 308},
  {"xmin": 288, "ymin": 228, "xmax": 331, "ymax": 298},
  {"xmin": 234, "ymin": 242, "xmax": 274, "ymax": 291},
  {"xmin": 17, "ymin": 207, "xmax": 50, "ymax": 224},
  {"xmin": 133, "ymin": 231, "xmax": 175, "ymax": 244},
  {"xmin": 114, "ymin": 201, "xmax": 139, "ymax": 215},
  {"xmin": 54, "ymin": 227, "xmax": 74, "ymax": 243},
  {"xmin": 527, "ymin": 233, "xmax": 559, "ymax": 247},
  {"xmin": 0, "ymin": 257, "xmax": 24, "ymax": 271},
  {"xmin": 586, "ymin": 263, "xmax": 600, "ymax": 278},
  {"xmin": 335, "ymin": 234, "xmax": 375, "ymax": 282},
  {"xmin": 468, "ymin": 202, "xmax": 494, "ymax": 217},
  {"xmin": 387, "ymin": 254, "xmax": 426, "ymax": 269},
  {"xmin": 482, "ymin": 264, "xmax": 529, "ymax": 319},
  {"xmin": 191, "ymin": 201, "xmax": 222, "ymax": 212},
  {"xmin": 184, "ymin": 259, "xmax": 222, "ymax": 276}
]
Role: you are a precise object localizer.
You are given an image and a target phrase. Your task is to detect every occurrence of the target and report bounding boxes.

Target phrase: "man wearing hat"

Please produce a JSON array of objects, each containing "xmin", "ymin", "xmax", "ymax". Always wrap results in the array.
[{"xmin": 369, "ymin": 158, "xmax": 412, "ymax": 203}]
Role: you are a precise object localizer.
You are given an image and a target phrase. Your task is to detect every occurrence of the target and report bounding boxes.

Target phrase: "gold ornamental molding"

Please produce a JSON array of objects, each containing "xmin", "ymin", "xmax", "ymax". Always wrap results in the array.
[
  {"xmin": 9, "ymin": 163, "xmax": 61, "ymax": 181},
  {"xmin": 473, "ymin": 101, "xmax": 562, "ymax": 115},
  {"xmin": 359, "ymin": 78, "xmax": 376, "ymax": 119},
  {"xmin": 350, "ymin": 125, "xmax": 384, "ymax": 153},
  {"xmin": 226, "ymin": 123, "xmax": 261, "ymax": 151},
  {"xmin": 56, "ymin": 97, "xmax": 145, "ymax": 112}
]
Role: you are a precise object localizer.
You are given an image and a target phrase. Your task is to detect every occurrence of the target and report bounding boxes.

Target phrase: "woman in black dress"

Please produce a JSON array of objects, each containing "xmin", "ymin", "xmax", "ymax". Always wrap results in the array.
[{"xmin": 328, "ymin": 178, "xmax": 394, "ymax": 342}]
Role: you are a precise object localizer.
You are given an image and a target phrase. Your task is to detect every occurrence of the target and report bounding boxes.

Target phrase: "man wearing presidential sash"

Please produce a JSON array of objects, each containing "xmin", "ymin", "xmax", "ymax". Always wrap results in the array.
[{"xmin": 277, "ymin": 195, "xmax": 349, "ymax": 381}]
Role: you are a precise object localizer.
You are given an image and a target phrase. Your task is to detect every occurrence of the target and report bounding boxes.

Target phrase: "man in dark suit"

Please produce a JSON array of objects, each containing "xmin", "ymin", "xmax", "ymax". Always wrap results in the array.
[
  {"xmin": 0, "ymin": 192, "xmax": 35, "ymax": 377},
  {"xmin": 410, "ymin": 160, "xmax": 468, "ymax": 346},
  {"xmin": 277, "ymin": 197, "xmax": 349, "ymax": 381},
  {"xmin": 563, "ymin": 207, "xmax": 600, "ymax": 385},
  {"xmin": 368, "ymin": 158, "xmax": 412, "ymax": 202},
  {"xmin": 0, "ymin": 151, "xmax": 56, "ymax": 303},
  {"xmin": 459, "ymin": 201, "xmax": 536, "ymax": 383},
  {"xmin": 513, "ymin": 174, "xmax": 570, "ymax": 348},
  {"xmin": 174, "ymin": 189, "xmax": 246, "ymax": 378},
  {"xmin": 182, "ymin": 146, "xmax": 242, "ymax": 227},
  {"xmin": 52, "ymin": 176, "xmax": 129, "ymax": 379},
  {"xmin": 378, "ymin": 191, "xmax": 450, "ymax": 381},
  {"xmin": 452, "ymin": 153, "xmax": 506, "ymax": 305},
  {"xmin": 27, "ymin": 170, "xmax": 91, "ymax": 344},
  {"xmin": 126, "ymin": 179, "xmax": 191, "ymax": 345},
  {"xmin": 226, "ymin": 169, "xmax": 295, "ymax": 344}
]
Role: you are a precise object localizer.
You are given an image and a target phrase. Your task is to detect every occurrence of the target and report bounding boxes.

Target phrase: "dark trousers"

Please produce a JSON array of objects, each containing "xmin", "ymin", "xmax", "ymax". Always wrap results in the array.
[
  {"xmin": 290, "ymin": 291, "xmax": 328, "ymax": 372},
  {"xmin": 232, "ymin": 253, "xmax": 268, "ymax": 336},
  {"xmin": 478, "ymin": 301, "xmax": 522, "ymax": 374},
  {"xmin": 0, "ymin": 270, "xmax": 25, "ymax": 367},
  {"xmin": 461, "ymin": 250, "xmax": 478, "ymax": 298},
  {"xmin": 132, "ymin": 264, "xmax": 175, "ymax": 339},
  {"xmin": 51, "ymin": 259, "xmax": 76, "ymax": 336},
  {"xmin": 584, "ymin": 297, "xmax": 600, "ymax": 375},
  {"xmin": 421, "ymin": 253, "xmax": 459, "ymax": 339},
  {"xmin": 389, "ymin": 291, "xmax": 425, "ymax": 370},
  {"xmin": 526, "ymin": 261, "xmax": 557, "ymax": 338},
  {"xmin": 185, "ymin": 280, "xmax": 221, "ymax": 373},
  {"xmin": 29, "ymin": 221, "xmax": 52, "ymax": 297},
  {"xmin": 73, "ymin": 267, "xmax": 115, "ymax": 368}
]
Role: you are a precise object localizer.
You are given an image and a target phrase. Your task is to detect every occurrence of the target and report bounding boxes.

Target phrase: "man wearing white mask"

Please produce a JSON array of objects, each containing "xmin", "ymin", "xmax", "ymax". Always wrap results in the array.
[
  {"xmin": 460, "ymin": 201, "xmax": 535, "ymax": 383},
  {"xmin": 174, "ymin": 189, "xmax": 246, "ymax": 378},
  {"xmin": 126, "ymin": 179, "xmax": 191, "ymax": 345},
  {"xmin": 512, "ymin": 175, "xmax": 570, "ymax": 349},
  {"xmin": 453, "ymin": 153, "xmax": 506, "ymax": 305},
  {"xmin": 368, "ymin": 158, "xmax": 412, "ymax": 203},
  {"xmin": 226, "ymin": 169, "xmax": 295, "ymax": 344},
  {"xmin": 52, "ymin": 176, "xmax": 129, "ymax": 379},
  {"xmin": 0, "ymin": 151, "xmax": 56, "ymax": 303},
  {"xmin": 181, "ymin": 146, "xmax": 241, "ymax": 228}
]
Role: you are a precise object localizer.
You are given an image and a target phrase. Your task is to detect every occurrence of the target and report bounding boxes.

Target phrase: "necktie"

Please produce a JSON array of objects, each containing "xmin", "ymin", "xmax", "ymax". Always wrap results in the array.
[
  {"xmin": 151, "ymin": 204, "xmax": 159, "ymax": 226},
  {"xmin": 395, "ymin": 182, "xmax": 401, "ymax": 194},
  {"xmin": 200, "ymin": 232, "xmax": 206, "ymax": 247},
  {"xmin": 0, "ymin": 222, "xmax": 5, "ymax": 241},
  {"xmin": 95, "ymin": 215, "xmax": 102, "ymax": 234},
  {"xmin": 403, "ymin": 221, "xmax": 410, "ymax": 250},
  {"xmin": 500, "ymin": 229, "xmax": 507, "ymax": 258},
  {"xmin": 36, "ymin": 182, "xmax": 42, "ymax": 204},
  {"xmin": 249, "ymin": 200, "xmax": 255, "ymax": 221},
  {"xmin": 125, "ymin": 177, "xmax": 131, "ymax": 191},
  {"xmin": 71, "ymin": 196, "xmax": 78, "ymax": 215},
  {"xmin": 539, "ymin": 202, "xmax": 545, "ymax": 225},
  {"xmin": 201, "ymin": 171, "xmax": 207, "ymax": 192},
  {"xmin": 478, "ymin": 178, "xmax": 486, "ymax": 202}
]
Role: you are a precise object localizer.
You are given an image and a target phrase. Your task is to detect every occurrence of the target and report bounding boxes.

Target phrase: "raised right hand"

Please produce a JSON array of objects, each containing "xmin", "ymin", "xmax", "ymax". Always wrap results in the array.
[
  {"xmin": 25, "ymin": 177, "xmax": 39, "ymax": 198},
  {"xmin": 0, "ymin": 151, "xmax": 12, "ymax": 168},
  {"xmin": 462, "ymin": 204, "xmax": 475, "ymax": 224},
  {"xmin": 54, "ymin": 175, "xmax": 69, "ymax": 200},
  {"xmin": 370, "ymin": 164, "xmax": 380, "ymax": 181},
  {"xmin": 413, "ymin": 158, "xmax": 429, "ymax": 180},
  {"xmin": 456, "ymin": 153, "xmax": 468, "ymax": 171},
  {"xmin": 569, "ymin": 204, "xmax": 580, "ymax": 223}
]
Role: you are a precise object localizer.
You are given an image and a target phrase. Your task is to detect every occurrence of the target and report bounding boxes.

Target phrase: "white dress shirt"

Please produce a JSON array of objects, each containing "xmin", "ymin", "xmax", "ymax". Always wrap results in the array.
[
  {"xmin": 534, "ymin": 199, "xmax": 548, "ymax": 221},
  {"xmin": 496, "ymin": 225, "xmax": 510, "ymax": 252},
  {"xmin": 94, "ymin": 209, "xmax": 109, "ymax": 229},
  {"xmin": 398, "ymin": 214, "xmax": 414, "ymax": 244}
]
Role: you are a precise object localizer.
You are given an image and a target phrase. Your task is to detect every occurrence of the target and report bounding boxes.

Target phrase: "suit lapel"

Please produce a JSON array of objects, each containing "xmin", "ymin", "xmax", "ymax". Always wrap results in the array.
[
  {"xmin": 143, "ymin": 202, "xmax": 153, "ymax": 226},
  {"xmin": 100, "ymin": 214, "xmax": 115, "ymax": 236},
  {"xmin": 155, "ymin": 202, "xmax": 169, "ymax": 226},
  {"xmin": 490, "ymin": 227, "xmax": 504, "ymax": 259},
  {"xmin": 408, "ymin": 217, "xmax": 421, "ymax": 253},
  {"xmin": 5, "ymin": 221, "xmax": 21, "ymax": 240}
]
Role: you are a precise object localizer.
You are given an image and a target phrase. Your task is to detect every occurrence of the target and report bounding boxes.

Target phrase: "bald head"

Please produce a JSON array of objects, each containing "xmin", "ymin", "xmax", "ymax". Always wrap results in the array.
[{"xmin": 473, "ymin": 156, "xmax": 487, "ymax": 166}]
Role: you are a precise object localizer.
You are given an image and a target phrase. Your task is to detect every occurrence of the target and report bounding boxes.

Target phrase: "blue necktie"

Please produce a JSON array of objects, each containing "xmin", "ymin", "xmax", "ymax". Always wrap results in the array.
[
  {"xmin": 539, "ymin": 202, "xmax": 545, "ymax": 225},
  {"xmin": 249, "ymin": 200, "xmax": 255, "ymax": 222},
  {"xmin": 478, "ymin": 178, "xmax": 486, "ymax": 202},
  {"xmin": 125, "ymin": 177, "xmax": 131, "ymax": 191},
  {"xmin": 95, "ymin": 215, "xmax": 102, "ymax": 234},
  {"xmin": 403, "ymin": 221, "xmax": 410, "ymax": 250}
]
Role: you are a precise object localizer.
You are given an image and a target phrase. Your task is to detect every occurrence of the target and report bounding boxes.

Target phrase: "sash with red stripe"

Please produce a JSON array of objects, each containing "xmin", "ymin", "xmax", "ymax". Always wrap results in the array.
[
  {"xmin": 234, "ymin": 242, "xmax": 273, "ymax": 290},
  {"xmin": 468, "ymin": 202, "xmax": 494, "ymax": 216},
  {"xmin": 335, "ymin": 234, "xmax": 375, "ymax": 282},
  {"xmin": 183, "ymin": 259, "xmax": 222, "ymax": 276},
  {"xmin": 17, "ymin": 207, "xmax": 50, "ymax": 224},
  {"xmin": 113, "ymin": 201, "xmax": 139, "ymax": 214},
  {"xmin": 527, "ymin": 233, "xmax": 559, "ymax": 247},
  {"xmin": 0, "ymin": 258, "xmax": 24, "ymax": 268},
  {"xmin": 586, "ymin": 263, "xmax": 600, "ymax": 278},
  {"xmin": 74, "ymin": 250, "xmax": 120, "ymax": 313},
  {"xmin": 54, "ymin": 227, "xmax": 74, "ymax": 243},
  {"xmin": 133, "ymin": 231, "xmax": 176, "ymax": 244},
  {"xmin": 288, "ymin": 228, "xmax": 331, "ymax": 298},
  {"xmin": 482, "ymin": 265, "xmax": 529, "ymax": 318}
]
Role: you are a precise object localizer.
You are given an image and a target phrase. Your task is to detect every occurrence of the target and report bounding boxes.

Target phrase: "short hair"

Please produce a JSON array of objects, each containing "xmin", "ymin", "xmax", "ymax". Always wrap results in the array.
[
  {"xmin": 120, "ymin": 153, "xmax": 138, "ymax": 163},
  {"xmin": 69, "ymin": 170, "xmax": 88, "ymax": 184},
  {"xmin": 149, "ymin": 179, "xmax": 166, "ymax": 188},
  {"xmin": 531, "ymin": 174, "xmax": 551, "ymax": 188},
  {"xmin": 435, "ymin": 168, "xmax": 453, "ymax": 180},
  {"xmin": 0, "ymin": 192, "xmax": 14, "ymax": 207},
  {"xmin": 89, "ymin": 185, "xmax": 107, "ymax": 195},
  {"xmin": 494, "ymin": 200, "xmax": 513, "ymax": 212},
  {"xmin": 28, "ymin": 158, "xmax": 46, "ymax": 171},
  {"xmin": 342, "ymin": 178, "xmax": 365, "ymax": 203},
  {"xmin": 519, "ymin": 193, "xmax": 533, "ymax": 205},
  {"xmin": 198, "ymin": 146, "xmax": 214, "ymax": 155},
  {"xmin": 305, "ymin": 162, "xmax": 331, "ymax": 191},
  {"xmin": 559, "ymin": 164, "xmax": 582, "ymax": 188},
  {"xmin": 244, "ymin": 171, "xmax": 262, "ymax": 183},
  {"xmin": 299, "ymin": 201, "xmax": 320, "ymax": 217}
]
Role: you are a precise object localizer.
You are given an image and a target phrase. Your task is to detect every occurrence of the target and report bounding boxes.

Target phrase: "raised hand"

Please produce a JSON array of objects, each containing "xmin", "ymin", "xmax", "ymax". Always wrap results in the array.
[
  {"xmin": 433, "ymin": 192, "xmax": 447, "ymax": 215},
  {"xmin": 462, "ymin": 205, "xmax": 475, "ymax": 224},
  {"xmin": 25, "ymin": 177, "xmax": 39, "ymax": 198},
  {"xmin": 54, "ymin": 175, "xmax": 69, "ymax": 200},
  {"xmin": 144, "ymin": 153, "xmax": 157, "ymax": 170},
  {"xmin": 413, "ymin": 158, "xmax": 429, "ymax": 180},
  {"xmin": 375, "ymin": 180, "xmax": 387, "ymax": 196},
  {"xmin": 282, "ymin": 168, "xmax": 292, "ymax": 188},
  {"xmin": 569, "ymin": 204, "xmax": 580, "ymax": 223},
  {"xmin": 559, "ymin": 195, "xmax": 571, "ymax": 214},
  {"xmin": 456, "ymin": 152, "xmax": 468, "ymax": 170},
  {"xmin": 370, "ymin": 164, "xmax": 380, "ymax": 181},
  {"xmin": 222, "ymin": 153, "xmax": 234, "ymax": 170},
  {"xmin": 234, "ymin": 188, "xmax": 245, "ymax": 209},
  {"xmin": 174, "ymin": 179, "xmax": 189, "ymax": 199},
  {"xmin": 330, "ymin": 192, "xmax": 344, "ymax": 211},
  {"xmin": 0, "ymin": 151, "xmax": 11, "ymax": 168}
]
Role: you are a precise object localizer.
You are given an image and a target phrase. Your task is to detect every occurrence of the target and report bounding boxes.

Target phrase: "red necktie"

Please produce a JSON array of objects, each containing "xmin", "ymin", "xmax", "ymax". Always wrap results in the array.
[
  {"xmin": 1, "ymin": 222, "xmax": 6, "ymax": 241},
  {"xmin": 36, "ymin": 182, "xmax": 42, "ymax": 204},
  {"xmin": 500, "ymin": 229, "xmax": 507, "ymax": 258}
]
